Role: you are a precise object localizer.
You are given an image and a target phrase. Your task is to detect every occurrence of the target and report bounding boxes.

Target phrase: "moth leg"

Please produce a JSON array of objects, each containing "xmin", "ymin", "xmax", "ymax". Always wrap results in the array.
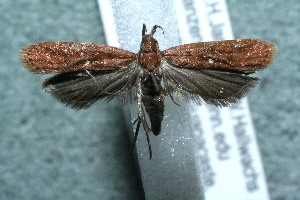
[
  {"xmin": 161, "ymin": 88, "xmax": 181, "ymax": 106},
  {"xmin": 137, "ymin": 77, "xmax": 150, "ymax": 133},
  {"xmin": 161, "ymin": 66, "xmax": 180, "ymax": 106},
  {"xmin": 127, "ymin": 116, "xmax": 152, "ymax": 165},
  {"xmin": 169, "ymin": 92, "xmax": 181, "ymax": 106},
  {"xmin": 137, "ymin": 78, "xmax": 152, "ymax": 159},
  {"xmin": 132, "ymin": 118, "xmax": 138, "ymax": 125},
  {"xmin": 127, "ymin": 118, "xmax": 141, "ymax": 165},
  {"xmin": 145, "ymin": 127, "xmax": 152, "ymax": 159},
  {"xmin": 150, "ymin": 73, "xmax": 160, "ymax": 94},
  {"xmin": 137, "ymin": 112, "xmax": 152, "ymax": 159}
]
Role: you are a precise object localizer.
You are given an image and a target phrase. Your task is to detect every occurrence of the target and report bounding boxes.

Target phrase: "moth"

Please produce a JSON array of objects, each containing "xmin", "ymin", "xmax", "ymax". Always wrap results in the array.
[{"xmin": 20, "ymin": 24, "xmax": 276, "ymax": 159}]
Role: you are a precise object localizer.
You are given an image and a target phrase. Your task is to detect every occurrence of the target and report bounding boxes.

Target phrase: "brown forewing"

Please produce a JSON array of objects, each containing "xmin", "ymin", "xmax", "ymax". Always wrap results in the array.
[
  {"xmin": 162, "ymin": 39, "xmax": 276, "ymax": 73},
  {"xmin": 20, "ymin": 42, "xmax": 137, "ymax": 73}
]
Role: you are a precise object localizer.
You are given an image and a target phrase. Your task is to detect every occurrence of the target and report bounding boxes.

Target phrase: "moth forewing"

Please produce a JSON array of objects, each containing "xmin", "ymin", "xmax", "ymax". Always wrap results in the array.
[
  {"xmin": 20, "ymin": 42, "xmax": 137, "ymax": 73},
  {"xmin": 162, "ymin": 39, "xmax": 276, "ymax": 73}
]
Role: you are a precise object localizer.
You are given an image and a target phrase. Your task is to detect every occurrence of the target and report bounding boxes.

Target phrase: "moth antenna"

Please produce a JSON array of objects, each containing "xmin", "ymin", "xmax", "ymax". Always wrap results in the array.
[{"xmin": 150, "ymin": 25, "xmax": 164, "ymax": 36}]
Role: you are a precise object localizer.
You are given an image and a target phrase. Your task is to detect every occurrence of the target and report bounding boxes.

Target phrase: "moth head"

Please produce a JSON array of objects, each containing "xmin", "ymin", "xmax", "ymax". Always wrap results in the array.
[{"xmin": 139, "ymin": 24, "xmax": 164, "ymax": 53}]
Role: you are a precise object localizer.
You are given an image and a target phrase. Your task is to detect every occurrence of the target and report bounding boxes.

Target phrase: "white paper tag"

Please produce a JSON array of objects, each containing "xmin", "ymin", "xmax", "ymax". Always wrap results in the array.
[{"xmin": 173, "ymin": 0, "xmax": 270, "ymax": 199}]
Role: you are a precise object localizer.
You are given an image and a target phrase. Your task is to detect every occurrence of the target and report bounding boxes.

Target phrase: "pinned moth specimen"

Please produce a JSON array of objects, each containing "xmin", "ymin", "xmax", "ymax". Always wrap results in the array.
[{"xmin": 20, "ymin": 24, "xmax": 276, "ymax": 159}]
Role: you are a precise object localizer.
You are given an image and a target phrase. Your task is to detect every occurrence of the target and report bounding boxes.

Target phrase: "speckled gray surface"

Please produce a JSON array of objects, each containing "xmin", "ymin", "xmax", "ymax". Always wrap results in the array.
[{"xmin": 0, "ymin": 0, "xmax": 299, "ymax": 200}]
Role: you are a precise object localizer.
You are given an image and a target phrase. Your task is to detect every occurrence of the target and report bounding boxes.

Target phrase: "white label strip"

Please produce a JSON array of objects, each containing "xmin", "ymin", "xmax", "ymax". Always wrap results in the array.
[
  {"xmin": 173, "ymin": 0, "xmax": 270, "ymax": 199},
  {"xmin": 97, "ymin": 0, "xmax": 119, "ymax": 47}
]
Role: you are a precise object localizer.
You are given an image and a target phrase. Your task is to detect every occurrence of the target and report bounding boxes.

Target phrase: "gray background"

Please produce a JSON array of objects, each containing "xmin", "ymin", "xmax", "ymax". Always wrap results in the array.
[{"xmin": 0, "ymin": 0, "xmax": 299, "ymax": 200}]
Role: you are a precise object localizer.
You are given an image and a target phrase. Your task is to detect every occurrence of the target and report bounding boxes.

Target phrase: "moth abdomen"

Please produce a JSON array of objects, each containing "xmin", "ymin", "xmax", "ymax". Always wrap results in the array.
[{"xmin": 142, "ymin": 95, "xmax": 164, "ymax": 136}]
